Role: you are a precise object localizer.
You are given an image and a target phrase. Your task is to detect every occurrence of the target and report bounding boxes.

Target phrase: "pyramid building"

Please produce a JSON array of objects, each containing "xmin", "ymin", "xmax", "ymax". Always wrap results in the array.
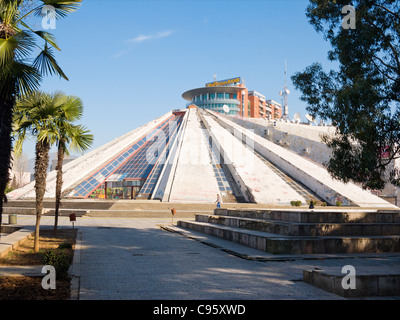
[{"xmin": 7, "ymin": 105, "xmax": 396, "ymax": 208}]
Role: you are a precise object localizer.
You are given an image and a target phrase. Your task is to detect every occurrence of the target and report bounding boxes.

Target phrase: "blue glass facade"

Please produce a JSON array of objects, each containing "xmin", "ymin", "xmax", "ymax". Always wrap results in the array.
[
  {"xmin": 68, "ymin": 114, "xmax": 183, "ymax": 199},
  {"xmin": 189, "ymin": 92, "xmax": 240, "ymax": 115}
]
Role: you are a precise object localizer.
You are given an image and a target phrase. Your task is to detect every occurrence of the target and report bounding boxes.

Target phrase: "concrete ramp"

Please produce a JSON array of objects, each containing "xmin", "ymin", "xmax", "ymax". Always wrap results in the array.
[
  {"xmin": 151, "ymin": 110, "xmax": 190, "ymax": 201},
  {"xmin": 202, "ymin": 112, "xmax": 306, "ymax": 205},
  {"xmin": 209, "ymin": 110, "xmax": 396, "ymax": 208},
  {"xmin": 168, "ymin": 108, "xmax": 220, "ymax": 202}
]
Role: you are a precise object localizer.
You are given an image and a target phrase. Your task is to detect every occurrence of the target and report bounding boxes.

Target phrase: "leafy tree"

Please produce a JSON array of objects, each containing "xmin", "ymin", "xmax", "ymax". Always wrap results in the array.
[
  {"xmin": 291, "ymin": 0, "xmax": 400, "ymax": 190},
  {"xmin": 0, "ymin": 0, "xmax": 81, "ymax": 238},
  {"xmin": 52, "ymin": 92, "xmax": 93, "ymax": 231}
]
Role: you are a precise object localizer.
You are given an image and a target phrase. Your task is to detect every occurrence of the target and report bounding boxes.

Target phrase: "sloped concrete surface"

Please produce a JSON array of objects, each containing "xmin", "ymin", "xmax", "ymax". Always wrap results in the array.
[
  {"xmin": 210, "ymin": 110, "xmax": 396, "ymax": 208},
  {"xmin": 168, "ymin": 108, "xmax": 221, "ymax": 202},
  {"xmin": 202, "ymin": 112, "xmax": 306, "ymax": 205}
]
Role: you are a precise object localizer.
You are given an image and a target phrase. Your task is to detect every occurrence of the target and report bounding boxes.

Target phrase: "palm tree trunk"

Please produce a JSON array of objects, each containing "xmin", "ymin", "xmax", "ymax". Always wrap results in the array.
[
  {"xmin": 0, "ymin": 93, "xmax": 15, "ymax": 231},
  {"xmin": 54, "ymin": 142, "xmax": 65, "ymax": 231},
  {"xmin": 34, "ymin": 140, "xmax": 50, "ymax": 252}
]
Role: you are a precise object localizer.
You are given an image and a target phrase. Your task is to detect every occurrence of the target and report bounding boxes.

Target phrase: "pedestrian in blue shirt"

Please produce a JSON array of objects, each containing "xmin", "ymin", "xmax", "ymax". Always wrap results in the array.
[{"xmin": 216, "ymin": 194, "xmax": 221, "ymax": 208}]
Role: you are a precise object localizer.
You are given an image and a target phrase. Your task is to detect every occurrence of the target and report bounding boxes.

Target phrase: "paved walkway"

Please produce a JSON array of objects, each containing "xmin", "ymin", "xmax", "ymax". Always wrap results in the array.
[{"xmin": 2, "ymin": 215, "xmax": 400, "ymax": 300}]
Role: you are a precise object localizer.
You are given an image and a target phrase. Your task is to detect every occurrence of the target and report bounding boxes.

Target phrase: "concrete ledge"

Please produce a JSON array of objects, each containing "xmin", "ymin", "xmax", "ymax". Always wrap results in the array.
[
  {"xmin": 214, "ymin": 208, "xmax": 400, "ymax": 223},
  {"xmin": 85, "ymin": 209, "xmax": 203, "ymax": 218},
  {"xmin": 3, "ymin": 207, "xmax": 87, "ymax": 216},
  {"xmin": 196, "ymin": 214, "xmax": 400, "ymax": 236},
  {"xmin": 1, "ymin": 225, "xmax": 21, "ymax": 234},
  {"xmin": 0, "ymin": 226, "xmax": 34, "ymax": 258},
  {"xmin": 178, "ymin": 220, "xmax": 400, "ymax": 254},
  {"xmin": 266, "ymin": 236, "xmax": 400, "ymax": 254},
  {"xmin": 303, "ymin": 269, "xmax": 400, "ymax": 297}
]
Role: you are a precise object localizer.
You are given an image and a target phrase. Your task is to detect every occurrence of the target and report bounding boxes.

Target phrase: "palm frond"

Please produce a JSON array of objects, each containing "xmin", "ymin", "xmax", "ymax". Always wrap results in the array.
[
  {"xmin": 33, "ymin": 30, "xmax": 60, "ymax": 50},
  {"xmin": 34, "ymin": 0, "xmax": 82, "ymax": 19},
  {"xmin": 0, "ymin": 61, "xmax": 42, "ymax": 97},
  {"xmin": 62, "ymin": 96, "xmax": 83, "ymax": 121},
  {"xmin": 0, "ymin": 36, "xmax": 17, "ymax": 66},
  {"xmin": 0, "ymin": 30, "xmax": 36, "ymax": 67},
  {"xmin": 68, "ymin": 124, "xmax": 94, "ymax": 154},
  {"xmin": 13, "ymin": 62, "xmax": 42, "ymax": 96},
  {"xmin": 14, "ymin": 90, "xmax": 60, "ymax": 148},
  {"xmin": 37, "ymin": 126, "xmax": 59, "ymax": 145},
  {"xmin": 13, "ymin": 129, "xmax": 27, "ymax": 157},
  {"xmin": 18, "ymin": 20, "xmax": 61, "ymax": 51},
  {"xmin": 32, "ymin": 43, "xmax": 68, "ymax": 80},
  {"xmin": 0, "ymin": 0, "xmax": 20, "ymax": 25}
]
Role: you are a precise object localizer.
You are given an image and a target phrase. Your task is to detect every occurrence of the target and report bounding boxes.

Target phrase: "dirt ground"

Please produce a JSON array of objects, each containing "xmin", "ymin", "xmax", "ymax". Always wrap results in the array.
[{"xmin": 0, "ymin": 228, "xmax": 77, "ymax": 300}]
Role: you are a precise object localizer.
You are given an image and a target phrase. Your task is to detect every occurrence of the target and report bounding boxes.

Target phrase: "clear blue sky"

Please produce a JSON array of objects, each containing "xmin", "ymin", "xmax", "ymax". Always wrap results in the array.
[{"xmin": 22, "ymin": 0, "xmax": 336, "ymax": 160}]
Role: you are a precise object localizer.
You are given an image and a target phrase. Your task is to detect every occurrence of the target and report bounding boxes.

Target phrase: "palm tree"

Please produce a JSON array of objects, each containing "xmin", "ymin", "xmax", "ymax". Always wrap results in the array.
[
  {"xmin": 0, "ymin": 0, "xmax": 81, "ymax": 236},
  {"xmin": 14, "ymin": 91, "xmax": 60, "ymax": 252},
  {"xmin": 52, "ymin": 92, "xmax": 93, "ymax": 231}
]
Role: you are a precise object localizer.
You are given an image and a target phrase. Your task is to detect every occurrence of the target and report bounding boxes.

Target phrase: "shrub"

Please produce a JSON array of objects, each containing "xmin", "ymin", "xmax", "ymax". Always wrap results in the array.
[
  {"xmin": 58, "ymin": 242, "xmax": 73, "ymax": 250},
  {"xmin": 321, "ymin": 201, "xmax": 327, "ymax": 207},
  {"xmin": 336, "ymin": 201, "xmax": 342, "ymax": 207},
  {"xmin": 43, "ymin": 250, "xmax": 70, "ymax": 278}
]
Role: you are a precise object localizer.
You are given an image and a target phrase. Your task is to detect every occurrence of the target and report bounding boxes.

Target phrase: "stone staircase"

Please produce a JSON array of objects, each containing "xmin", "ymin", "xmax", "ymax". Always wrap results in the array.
[{"xmin": 177, "ymin": 208, "xmax": 400, "ymax": 254}]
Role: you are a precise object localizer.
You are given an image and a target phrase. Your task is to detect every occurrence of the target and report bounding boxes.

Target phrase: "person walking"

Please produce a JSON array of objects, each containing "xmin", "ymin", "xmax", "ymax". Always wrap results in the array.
[{"xmin": 216, "ymin": 194, "xmax": 221, "ymax": 208}]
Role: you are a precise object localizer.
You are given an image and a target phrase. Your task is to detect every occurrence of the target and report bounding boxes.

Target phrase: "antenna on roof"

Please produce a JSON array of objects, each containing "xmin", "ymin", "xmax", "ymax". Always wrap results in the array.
[{"xmin": 279, "ymin": 60, "xmax": 290, "ymax": 119}]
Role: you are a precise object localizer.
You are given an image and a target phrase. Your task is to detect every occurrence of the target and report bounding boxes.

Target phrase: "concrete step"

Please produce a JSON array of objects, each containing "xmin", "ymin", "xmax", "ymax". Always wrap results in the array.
[
  {"xmin": 0, "ymin": 227, "xmax": 34, "ymax": 258},
  {"xmin": 215, "ymin": 208, "xmax": 400, "ymax": 224},
  {"xmin": 303, "ymin": 269, "xmax": 400, "ymax": 297},
  {"xmin": 85, "ymin": 209, "xmax": 205, "ymax": 218},
  {"xmin": 177, "ymin": 220, "xmax": 400, "ymax": 254},
  {"xmin": 196, "ymin": 214, "xmax": 400, "ymax": 236},
  {"xmin": 3, "ymin": 207, "xmax": 87, "ymax": 217},
  {"xmin": 5, "ymin": 200, "xmax": 116, "ymax": 210}
]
